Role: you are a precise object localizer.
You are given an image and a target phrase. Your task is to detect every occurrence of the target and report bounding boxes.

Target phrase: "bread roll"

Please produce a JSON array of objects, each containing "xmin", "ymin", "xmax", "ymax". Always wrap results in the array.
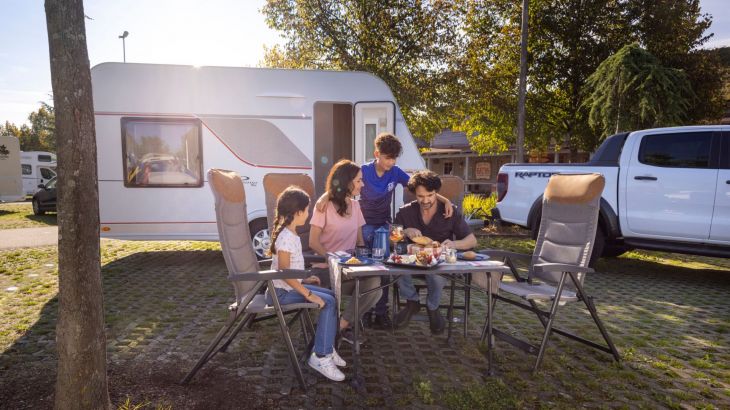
[{"xmin": 462, "ymin": 251, "xmax": 477, "ymax": 260}]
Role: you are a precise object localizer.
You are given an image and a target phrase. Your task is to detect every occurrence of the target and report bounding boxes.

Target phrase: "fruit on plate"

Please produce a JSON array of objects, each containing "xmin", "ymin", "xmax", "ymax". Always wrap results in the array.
[
  {"xmin": 415, "ymin": 251, "xmax": 434, "ymax": 266},
  {"xmin": 462, "ymin": 251, "xmax": 478, "ymax": 260}
]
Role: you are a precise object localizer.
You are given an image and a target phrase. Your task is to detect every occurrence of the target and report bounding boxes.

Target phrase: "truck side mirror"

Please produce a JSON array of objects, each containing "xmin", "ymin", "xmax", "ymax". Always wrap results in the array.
[{"xmin": 38, "ymin": 184, "xmax": 46, "ymax": 189}]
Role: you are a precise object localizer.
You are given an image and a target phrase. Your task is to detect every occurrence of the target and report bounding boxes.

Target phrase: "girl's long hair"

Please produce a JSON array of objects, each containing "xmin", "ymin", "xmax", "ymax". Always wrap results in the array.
[
  {"xmin": 269, "ymin": 186, "xmax": 310, "ymax": 255},
  {"xmin": 325, "ymin": 159, "xmax": 361, "ymax": 217}
]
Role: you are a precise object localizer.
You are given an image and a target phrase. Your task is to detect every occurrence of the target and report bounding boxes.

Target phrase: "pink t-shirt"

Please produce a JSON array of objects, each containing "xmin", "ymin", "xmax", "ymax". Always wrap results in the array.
[{"xmin": 310, "ymin": 199, "xmax": 366, "ymax": 253}]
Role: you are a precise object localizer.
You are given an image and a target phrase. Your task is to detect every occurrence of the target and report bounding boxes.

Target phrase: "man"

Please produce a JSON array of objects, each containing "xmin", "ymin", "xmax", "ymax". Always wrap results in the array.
[{"xmin": 393, "ymin": 171, "xmax": 477, "ymax": 334}]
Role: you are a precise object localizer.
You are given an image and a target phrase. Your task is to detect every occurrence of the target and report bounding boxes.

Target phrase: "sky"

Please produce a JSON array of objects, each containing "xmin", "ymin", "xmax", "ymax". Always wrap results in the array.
[{"xmin": 1, "ymin": 0, "xmax": 729, "ymax": 126}]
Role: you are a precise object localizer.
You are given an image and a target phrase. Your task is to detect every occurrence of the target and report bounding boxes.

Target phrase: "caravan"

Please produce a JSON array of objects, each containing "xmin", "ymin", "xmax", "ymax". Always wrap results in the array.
[
  {"xmin": 0, "ymin": 136, "xmax": 24, "ymax": 203},
  {"xmin": 92, "ymin": 63, "xmax": 425, "ymax": 257},
  {"xmin": 21, "ymin": 151, "xmax": 57, "ymax": 196}
]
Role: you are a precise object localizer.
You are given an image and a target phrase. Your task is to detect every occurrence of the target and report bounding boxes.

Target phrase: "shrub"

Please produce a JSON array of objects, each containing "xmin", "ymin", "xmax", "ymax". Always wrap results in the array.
[{"xmin": 462, "ymin": 193, "xmax": 497, "ymax": 220}]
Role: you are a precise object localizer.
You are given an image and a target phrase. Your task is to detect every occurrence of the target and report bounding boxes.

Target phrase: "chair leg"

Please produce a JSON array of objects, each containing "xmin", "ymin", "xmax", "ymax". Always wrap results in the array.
[
  {"xmin": 268, "ymin": 282, "xmax": 307, "ymax": 391},
  {"xmin": 533, "ymin": 272, "xmax": 568, "ymax": 372},
  {"xmin": 571, "ymin": 273, "xmax": 621, "ymax": 362},
  {"xmin": 181, "ymin": 309, "xmax": 241, "ymax": 384},
  {"xmin": 218, "ymin": 313, "xmax": 255, "ymax": 353}
]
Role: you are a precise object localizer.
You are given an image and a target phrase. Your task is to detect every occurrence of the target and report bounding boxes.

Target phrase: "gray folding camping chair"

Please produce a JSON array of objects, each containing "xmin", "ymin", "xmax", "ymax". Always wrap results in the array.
[
  {"xmin": 394, "ymin": 174, "xmax": 473, "ymax": 338},
  {"xmin": 482, "ymin": 173, "xmax": 620, "ymax": 372},
  {"xmin": 181, "ymin": 169, "xmax": 319, "ymax": 390},
  {"xmin": 263, "ymin": 173, "xmax": 326, "ymax": 280}
]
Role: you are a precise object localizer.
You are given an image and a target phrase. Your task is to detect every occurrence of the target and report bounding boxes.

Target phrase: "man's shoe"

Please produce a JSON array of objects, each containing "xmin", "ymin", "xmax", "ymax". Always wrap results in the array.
[
  {"xmin": 371, "ymin": 313, "xmax": 393, "ymax": 330},
  {"xmin": 394, "ymin": 300, "xmax": 421, "ymax": 328},
  {"xmin": 427, "ymin": 308, "xmax": 446, "ymax": 335},
  {"xmin": 340, "ymin": 327, "xmax": 366, "ymax": 346},
  {"xmin": 308, "ymin": 353, "xmax": 345, "ymax": 381}
]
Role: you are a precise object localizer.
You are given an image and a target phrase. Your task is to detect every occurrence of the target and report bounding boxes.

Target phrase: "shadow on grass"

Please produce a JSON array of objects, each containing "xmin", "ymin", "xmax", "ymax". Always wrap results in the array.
[
  {"xmin": 24, "ymin": 214, "xmax": 57, "ymax": 226},
  {"xmin": 1, "ymin": 248, "xmax": 729, "ymax": 408}
]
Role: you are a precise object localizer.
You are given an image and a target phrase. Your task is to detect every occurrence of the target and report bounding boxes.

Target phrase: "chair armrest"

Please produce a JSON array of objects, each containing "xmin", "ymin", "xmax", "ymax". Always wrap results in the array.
[
  {"xmin": 229, "ymin": 269, "xmax": 311, "ymax": 282},
  {"xmin": 258, "ymin": 258, "xmax": 273, "ymax": 268},
  {"xmin": 532, "ymin": 263, "xmax": 594, "ymax": 274},
  {"xmin": 478, "ymin": 249, "xmax": 532, "ymax": 261},
  {"xmin": 303, "ymin": 254, "xmax": 327, "ymax": 263}
]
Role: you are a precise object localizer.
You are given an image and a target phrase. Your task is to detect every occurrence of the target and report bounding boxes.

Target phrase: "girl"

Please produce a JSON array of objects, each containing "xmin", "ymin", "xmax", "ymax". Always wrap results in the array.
[
  {"xmin": 309, "ymin": 160, "xmax": 382, "ymax": 344},
  {"xmin": 266, "ymin": 186, "xmax": 346, "ymax": 382}
]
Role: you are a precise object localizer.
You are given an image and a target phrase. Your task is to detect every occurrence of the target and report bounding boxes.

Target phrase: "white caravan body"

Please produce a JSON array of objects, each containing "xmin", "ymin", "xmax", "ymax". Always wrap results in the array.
[
  {"xmin": 92, "ymin": 63, "xmax": 425, "ymax": 253},
  {"xmin": 0, "ymin": 136, "xmax": 24, "ymax": 202},
  {"xmin": 20, "ymin": 151, "xmax": 57, "ymax": 195}
]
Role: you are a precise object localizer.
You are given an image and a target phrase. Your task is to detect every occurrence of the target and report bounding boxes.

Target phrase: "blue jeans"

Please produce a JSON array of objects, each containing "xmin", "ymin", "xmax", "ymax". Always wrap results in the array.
[
  {"xmin": 398, "ymin": 274, "xmax": 447, "ymax": 311},
  {"xmin": 362, "ymin": 223, "xmax": 390, "ymax": 316},
  {"xmin": 266, "ymin": 285, "xmax": 337, "ymax": 356}
]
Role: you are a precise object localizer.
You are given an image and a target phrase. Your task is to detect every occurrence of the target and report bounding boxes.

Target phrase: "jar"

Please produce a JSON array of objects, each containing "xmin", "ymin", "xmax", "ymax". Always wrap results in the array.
[{"xmin": 446, "ymin": 248, "xmax": 458, "ymax": 263}]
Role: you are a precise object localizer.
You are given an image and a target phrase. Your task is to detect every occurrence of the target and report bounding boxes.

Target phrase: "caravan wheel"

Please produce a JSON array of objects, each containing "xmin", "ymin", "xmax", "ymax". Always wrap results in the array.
[{"xmin": 249, "ymin": 219, "xmax": 270, "ymax": 259}]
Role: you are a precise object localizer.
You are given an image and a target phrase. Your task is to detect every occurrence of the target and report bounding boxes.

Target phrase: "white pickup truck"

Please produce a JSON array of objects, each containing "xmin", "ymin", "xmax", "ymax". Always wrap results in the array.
[{"xmin": 494, "ymin": 125, "xmax": 730, "ymax": 264}]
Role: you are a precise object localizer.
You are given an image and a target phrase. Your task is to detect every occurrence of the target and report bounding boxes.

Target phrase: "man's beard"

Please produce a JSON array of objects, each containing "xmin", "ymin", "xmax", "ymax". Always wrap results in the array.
[{"xmin": 420, "ymin": 201, "xmax": 435, "ymax": 210}]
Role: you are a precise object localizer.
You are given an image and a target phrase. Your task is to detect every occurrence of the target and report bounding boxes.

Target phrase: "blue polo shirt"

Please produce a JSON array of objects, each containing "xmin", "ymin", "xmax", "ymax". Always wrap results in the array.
[{"xmin": 359, "ymin": 160, "xmax": 410, "ymax": 225}]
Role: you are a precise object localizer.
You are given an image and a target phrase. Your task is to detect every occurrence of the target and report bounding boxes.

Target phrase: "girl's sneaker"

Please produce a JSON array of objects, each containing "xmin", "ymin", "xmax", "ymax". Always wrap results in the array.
[
  {"xmin": 330, "ymin": 349, "xmax": 347, "ymax": 367},
  {"xmin": 308, "ymin": 353, "xmax": 345, "ymax": 381}
]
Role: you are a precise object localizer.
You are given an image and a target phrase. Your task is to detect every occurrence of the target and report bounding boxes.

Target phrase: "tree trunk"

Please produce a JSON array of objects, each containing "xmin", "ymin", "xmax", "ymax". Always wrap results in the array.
[
  {"xmin": 45, "ymin": 1, "xmax": 111, "ymax": 409},
  {"xmin": 515, "ymin": 0, "xmax": 529, "ymax": 163}
]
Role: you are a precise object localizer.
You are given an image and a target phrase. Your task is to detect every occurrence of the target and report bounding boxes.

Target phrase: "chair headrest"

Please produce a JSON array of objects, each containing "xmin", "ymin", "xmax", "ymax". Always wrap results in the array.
[
  {"xmin": 208, "ymin": 169, "xmax": 245, "ymax": 203},
  {"xmin": 544, "ymin": 173, "xmax": 605, "ymax": 204},
  {"xmin": 263, "ymin": 173, "xmax": 315, "ymax": 197}
]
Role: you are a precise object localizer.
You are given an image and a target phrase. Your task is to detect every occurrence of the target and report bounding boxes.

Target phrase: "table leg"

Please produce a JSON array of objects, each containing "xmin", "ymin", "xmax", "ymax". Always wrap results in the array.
[
  {"xmin": 487, "ymin": 272, "xmax": 494, "ymax": 376},
  {"xmin": 351, "ymin": 277, "xmax": 365, "ymax": 392},
  {"xmin": 447, "ymin": 275, "xmax": 456, "ymax": 345}
]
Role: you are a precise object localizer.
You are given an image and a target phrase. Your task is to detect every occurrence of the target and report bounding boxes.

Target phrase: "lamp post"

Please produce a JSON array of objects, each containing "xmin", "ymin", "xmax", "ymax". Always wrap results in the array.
[{"xmin": 118, "ymin": 31, "xmax": 129, "ymax": 63}]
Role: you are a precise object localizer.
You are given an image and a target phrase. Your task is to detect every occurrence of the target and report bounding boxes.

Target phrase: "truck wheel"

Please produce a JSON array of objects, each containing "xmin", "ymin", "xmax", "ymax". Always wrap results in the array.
[
  {"xmin": 589, "ymin": 225, "xmax": 606, "ymax": 268},
  {"xmin": 249, "ymin": 218, "xmax": 270, "ymax": 259},
  {"xmin": 32, "ymin": 199, "xmax": 45, "ymax": 216}
]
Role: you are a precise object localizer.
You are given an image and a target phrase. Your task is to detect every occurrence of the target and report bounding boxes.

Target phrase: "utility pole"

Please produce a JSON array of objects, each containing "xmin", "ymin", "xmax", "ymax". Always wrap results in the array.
[
  {"xmin": 516, "ymin": 0, "xmax": 529, "ymax": 163},
  {"xmin": 118, "ymin": 30, "xmax": 128, "ymax": 63}
]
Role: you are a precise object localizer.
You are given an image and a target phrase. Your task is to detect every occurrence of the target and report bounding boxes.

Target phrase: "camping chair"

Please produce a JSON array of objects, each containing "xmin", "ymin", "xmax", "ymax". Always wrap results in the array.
[
  {"xmin": 394, "ymin": 175, "xmax": 473, "ymax": 338},
  {"xmin": 181, "ymin": 169, "xmax": 319, "ymax": 390},
  {"xmin": 263, "ymin": 173, "xmax": 327, "ymax": 282},
  {"xmin": 482, "ymin": 173, "xmax": 620, "ymax": 372}
]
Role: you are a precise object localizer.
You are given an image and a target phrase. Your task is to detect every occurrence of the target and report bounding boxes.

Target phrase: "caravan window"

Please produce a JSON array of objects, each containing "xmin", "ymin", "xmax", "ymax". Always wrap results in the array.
[
  {"xmin": 40, "ymin": 168, "xmax": 56, "ymax": 179},
  {"xmin": 21, "ymin": 164, "xmax": 32, "ymax": 175},
  {"xmin": 121, "ymin": 118, "xmax": 203, "ymax": 188},
  {"xmin": 38, "ymin": 154, "xmax": 53, "ymax": 162}
]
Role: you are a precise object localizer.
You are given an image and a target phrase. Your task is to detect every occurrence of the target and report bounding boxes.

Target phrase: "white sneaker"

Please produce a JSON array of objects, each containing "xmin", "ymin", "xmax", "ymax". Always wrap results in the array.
[
  {"xmin": 308, "ymin": 353, "xmax": 345, "ymax": 381},
  {"xmin": 330, "ymin": 349, "xmax": 347, "ymax": 367}
]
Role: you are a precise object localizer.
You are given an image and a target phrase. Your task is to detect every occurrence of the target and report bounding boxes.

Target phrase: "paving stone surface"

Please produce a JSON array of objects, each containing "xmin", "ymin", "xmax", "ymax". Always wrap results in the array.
[{"xmin": 1, "ymin": 241, "xmax": 729, "ymax": 408}]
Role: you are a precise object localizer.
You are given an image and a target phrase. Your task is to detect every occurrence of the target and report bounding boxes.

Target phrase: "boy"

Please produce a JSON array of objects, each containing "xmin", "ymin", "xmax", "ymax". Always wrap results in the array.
[{"xmin": 317, "ymin": 132, "xmax": 453, "ymax": 328}]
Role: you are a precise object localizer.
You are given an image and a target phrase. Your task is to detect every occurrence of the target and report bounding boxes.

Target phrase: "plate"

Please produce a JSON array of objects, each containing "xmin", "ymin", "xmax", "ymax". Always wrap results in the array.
[
  {"xmin": 456, "ymin": 252, "xmax": 489, "ymax": 261},
  {"xmin": 339, "ymin": 256, "xmax": 375, "ymax": 266},
  {"xmin": 384, "ymin": 260, "xmax": 443, "ymax": 270}
]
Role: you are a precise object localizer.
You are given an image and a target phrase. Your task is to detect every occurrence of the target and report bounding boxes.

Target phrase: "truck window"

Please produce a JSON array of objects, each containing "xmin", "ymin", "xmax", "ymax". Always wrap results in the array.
[
  {"xmin": 121, "ymin": 118, "xmax": 203, "ymax": 188},
  {"xmin": 638, "ymin": 132, "xmax": 713, "ymax": 169},
  {"xmin": 21, "ymin": 164, "xmax": 32, "ymax": 175},
  {"xmin": 40, "ymin": 168, "xmax": 56, "ymax": 179}
]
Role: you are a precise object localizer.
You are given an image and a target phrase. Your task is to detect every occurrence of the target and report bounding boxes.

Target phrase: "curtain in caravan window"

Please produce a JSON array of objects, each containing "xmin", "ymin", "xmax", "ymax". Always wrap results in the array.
[{"xmin": 121, "ymin": 118, "xmax": 203, "ymax": 187}]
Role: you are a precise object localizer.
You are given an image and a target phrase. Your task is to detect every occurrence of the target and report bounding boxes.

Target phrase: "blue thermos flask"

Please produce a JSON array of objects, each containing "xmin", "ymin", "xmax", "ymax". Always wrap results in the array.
[{"xmin": 373, "ymin": 226, "xmax": 390, "ymax": 260}]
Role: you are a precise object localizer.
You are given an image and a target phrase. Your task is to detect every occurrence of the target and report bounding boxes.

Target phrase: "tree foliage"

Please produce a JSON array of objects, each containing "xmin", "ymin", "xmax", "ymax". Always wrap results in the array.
[
  {"xmin": 262, "ymin": 0, "xmax": 724, "ymax": 156},
  {"xmin": 582, "ymin": 43, "xmax": 693, "ymax": 137},
  {"xmin": 0, "ymin": 102, "xmax": 56, "ymax": 152}
]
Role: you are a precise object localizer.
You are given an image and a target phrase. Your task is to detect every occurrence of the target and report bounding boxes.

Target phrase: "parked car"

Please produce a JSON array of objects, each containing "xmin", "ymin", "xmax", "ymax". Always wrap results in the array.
[
  {"xmin": 32, "ymin": 177, "xmax": 57, "ymax": 215},
  {"xmin": 493, "ymin": 126, "xmax": 730, "ymax": 265}
]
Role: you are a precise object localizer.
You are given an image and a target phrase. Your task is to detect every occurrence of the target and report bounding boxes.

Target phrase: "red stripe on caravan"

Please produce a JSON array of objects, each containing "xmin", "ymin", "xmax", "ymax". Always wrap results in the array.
[{"xmin": 95, "ymin": 111, "xmax": 313, "ymax": 170}]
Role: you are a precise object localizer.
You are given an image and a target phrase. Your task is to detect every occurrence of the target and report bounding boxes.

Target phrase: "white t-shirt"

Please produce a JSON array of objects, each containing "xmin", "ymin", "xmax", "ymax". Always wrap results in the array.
[{"xmin": 271, "ymin": 228, "xmax": 305, "ymax": 291}]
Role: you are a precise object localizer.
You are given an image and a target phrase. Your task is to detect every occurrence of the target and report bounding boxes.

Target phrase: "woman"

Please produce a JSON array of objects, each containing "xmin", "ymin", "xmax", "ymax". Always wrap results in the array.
[{"xmin": 309, "ymin": 159, "xmax": 382, "ymax": 344}]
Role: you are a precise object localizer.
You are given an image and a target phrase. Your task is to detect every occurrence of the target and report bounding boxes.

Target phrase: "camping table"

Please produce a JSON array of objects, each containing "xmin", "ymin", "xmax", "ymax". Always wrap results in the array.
[{"xmin": 338, "ymin": 259, "xmax": 512, "ymax": 391}]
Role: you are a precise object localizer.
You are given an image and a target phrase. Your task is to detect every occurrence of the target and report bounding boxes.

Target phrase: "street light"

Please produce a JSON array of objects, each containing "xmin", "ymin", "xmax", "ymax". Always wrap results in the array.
[{"xmin": 118, "ymin": 30, "xmax": 129, "ymax": 63}]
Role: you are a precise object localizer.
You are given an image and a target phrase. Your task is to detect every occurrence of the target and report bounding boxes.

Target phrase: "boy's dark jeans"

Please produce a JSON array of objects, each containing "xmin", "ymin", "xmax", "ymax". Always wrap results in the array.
[{"xmin": 362, "ymin": 223, "xmax": 390, "ymax": 317}]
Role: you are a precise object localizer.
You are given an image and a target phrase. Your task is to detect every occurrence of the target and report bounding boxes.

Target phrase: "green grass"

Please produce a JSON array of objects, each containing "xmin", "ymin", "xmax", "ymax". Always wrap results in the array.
[{"xmin": 0, "ymin": 202, "xmax": 56, "ymax": 229}]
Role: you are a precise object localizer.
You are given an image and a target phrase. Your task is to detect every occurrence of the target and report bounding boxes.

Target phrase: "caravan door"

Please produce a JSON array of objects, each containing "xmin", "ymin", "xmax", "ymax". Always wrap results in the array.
[{"xmin": 354, "ymin": 102, "xmax": 395, "ymax": 165}]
